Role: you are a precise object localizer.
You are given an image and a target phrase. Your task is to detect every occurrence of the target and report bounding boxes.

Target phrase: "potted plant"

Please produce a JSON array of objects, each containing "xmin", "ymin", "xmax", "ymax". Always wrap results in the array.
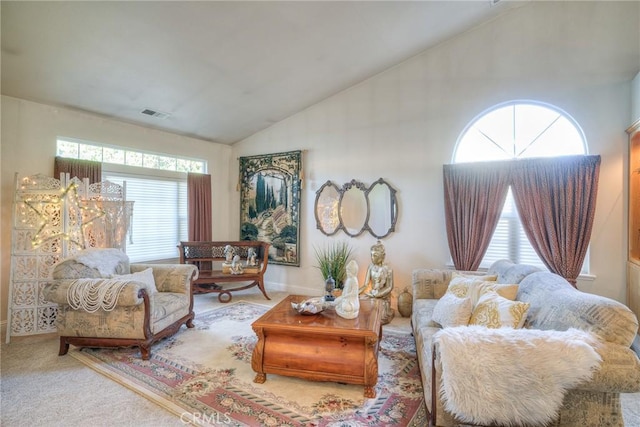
[{"xmin": 313, "ymin": 241, "xmax": 354, "ymax": 290}]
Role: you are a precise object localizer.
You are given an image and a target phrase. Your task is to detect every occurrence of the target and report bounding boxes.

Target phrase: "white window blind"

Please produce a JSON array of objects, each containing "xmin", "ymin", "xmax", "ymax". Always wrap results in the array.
[
  {"xmin": 104, "ymin": 171, "xmax": 188, "ymax": 262},
  {"xmin": 479, "ymin": 189, "xmax": 545, "ymax": 269}
]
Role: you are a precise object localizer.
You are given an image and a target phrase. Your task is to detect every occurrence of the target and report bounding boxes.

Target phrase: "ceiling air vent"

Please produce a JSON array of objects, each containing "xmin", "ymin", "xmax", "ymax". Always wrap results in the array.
[{"xmin": 140, "ymin": 108, "xmax": 171, "ymax": 119}]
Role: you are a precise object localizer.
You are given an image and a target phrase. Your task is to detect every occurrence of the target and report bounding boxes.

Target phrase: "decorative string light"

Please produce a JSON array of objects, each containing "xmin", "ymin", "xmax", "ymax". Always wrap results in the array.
[
  {"xmin": 21, "ymin": 181, "xmax": 88, "ymax": 249},
  {"xmin": 17, "ymin": 175, "xmax": 131, "ymax": 251}
]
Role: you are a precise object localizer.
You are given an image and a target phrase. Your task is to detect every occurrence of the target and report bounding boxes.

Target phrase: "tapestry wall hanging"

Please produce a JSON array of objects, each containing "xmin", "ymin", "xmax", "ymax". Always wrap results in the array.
[{"xmin": 239, "ymin": 150, "xmax": 302, "ymax": 266}]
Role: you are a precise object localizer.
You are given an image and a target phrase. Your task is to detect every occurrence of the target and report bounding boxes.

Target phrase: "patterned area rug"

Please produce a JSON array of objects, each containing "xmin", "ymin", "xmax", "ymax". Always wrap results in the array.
[{"xmin": 69, "ymin": 301, "xmax": 427, "ymax": 426}]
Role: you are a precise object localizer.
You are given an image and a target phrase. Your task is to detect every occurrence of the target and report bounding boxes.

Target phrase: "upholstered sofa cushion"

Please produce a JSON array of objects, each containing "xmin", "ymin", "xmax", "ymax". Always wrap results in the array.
[
  {"xmin": 150, "ymin": 292, "xmax": 191, "ymax": 333},
  {"xmin": 411, "ymin": 297, "xmax": 459, "ymax": 426},
  {"xmin": 518, "ymin": 271, "xmax": 639, "ymax": 347},
  {"xmin": 412, "ymin": 269, "xmax": 492, "ymax": 300},
  {"xmin": 130, "ymin": 264, "xmax": 198, "ymax": 293},
  {"xmin": 488, "ymin": 259, "xmax": 541, "ymax": 284}
]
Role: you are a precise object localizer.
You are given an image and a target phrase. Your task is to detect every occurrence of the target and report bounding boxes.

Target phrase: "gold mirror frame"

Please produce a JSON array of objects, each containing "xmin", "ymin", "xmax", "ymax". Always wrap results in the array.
[{"xmin": 314, "ymin": 178, "xmax": 398, "ymax": 239}]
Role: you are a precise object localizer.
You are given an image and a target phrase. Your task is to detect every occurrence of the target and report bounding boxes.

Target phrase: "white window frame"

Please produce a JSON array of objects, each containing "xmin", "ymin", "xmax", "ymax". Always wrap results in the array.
[
  {"xmin": 56, "ymin": 138, "xmax": 206, "ymax": 262},
  {"xmin": 56, "ymin": 137, "xmax": 206, "ymax": 174}
]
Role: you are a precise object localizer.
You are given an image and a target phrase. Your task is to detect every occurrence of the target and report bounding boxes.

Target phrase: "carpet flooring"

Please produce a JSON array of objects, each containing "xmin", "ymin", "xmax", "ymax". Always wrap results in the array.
[
  {"xmin": 2, "ymin": 289, "xmax": 639, "ymax": 426},
  {"xmin": 68, "ymin": 300, "xmax": 426, "ymax": 426}
]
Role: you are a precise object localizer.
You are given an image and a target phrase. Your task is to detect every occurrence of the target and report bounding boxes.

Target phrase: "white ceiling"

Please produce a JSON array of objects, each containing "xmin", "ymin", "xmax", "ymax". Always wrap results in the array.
[{"xmin": 1, "ymin": 1, "xmax": 523, "ymax": 145}]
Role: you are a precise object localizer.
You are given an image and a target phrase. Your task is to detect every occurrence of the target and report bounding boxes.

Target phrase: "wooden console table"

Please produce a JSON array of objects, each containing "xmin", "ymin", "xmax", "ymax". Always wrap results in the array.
[
  {"xmin": 251, "ymin": 295, "xmax": 382, "ymax": 397},
  {"xmin": 178, "ymin": 240, "xmax": 270, "ymax": 303}
]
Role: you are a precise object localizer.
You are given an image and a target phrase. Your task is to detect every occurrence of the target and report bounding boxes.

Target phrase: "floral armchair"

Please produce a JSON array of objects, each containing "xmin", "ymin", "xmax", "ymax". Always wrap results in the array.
[{"xmin": 43, "ymin": 248, "xmax": 198, "ymax": 359}]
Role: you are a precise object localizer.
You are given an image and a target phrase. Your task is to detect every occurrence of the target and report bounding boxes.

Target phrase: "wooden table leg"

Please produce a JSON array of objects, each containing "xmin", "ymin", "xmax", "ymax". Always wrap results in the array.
[
  {"xmin": 364, "ymin": 385, "xmax": 375, "ymax": 398},
  {"xmin": 251, "ymin": 326, "xmax": 266, "ymax": 383},
  {"xmin": 363, "ymin": 335, "xmax": 379, "ymax": 398}
]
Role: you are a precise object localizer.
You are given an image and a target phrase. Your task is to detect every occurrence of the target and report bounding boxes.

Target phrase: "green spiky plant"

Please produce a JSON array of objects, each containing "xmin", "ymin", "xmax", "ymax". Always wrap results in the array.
[{"xmin": 313, "ymin": 241, "xmax": 354, "ymax": 289}]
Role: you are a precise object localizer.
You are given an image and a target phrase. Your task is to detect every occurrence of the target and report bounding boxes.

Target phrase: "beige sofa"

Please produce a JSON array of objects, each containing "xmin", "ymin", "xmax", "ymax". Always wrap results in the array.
[
  {"xmin": 412, "ymin": 259, "xmax": 640, "ymax": 427},
  {"xmin": 44, "ymin": 249, "xmax": 198, "ymax": 360}
]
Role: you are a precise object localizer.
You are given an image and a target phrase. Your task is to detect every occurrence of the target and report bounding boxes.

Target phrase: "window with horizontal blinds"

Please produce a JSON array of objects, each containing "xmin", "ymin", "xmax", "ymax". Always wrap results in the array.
[
  {"xmin": 103, "ymin": 171, "xmax": 188, "ymax": 262},
  {"xmin": 455, "ymin": 100, "xmax": 589, "ymax": 273},
  {"xmin": 479, "ymin": 189, "xmax": 545, "ymax": 269}
]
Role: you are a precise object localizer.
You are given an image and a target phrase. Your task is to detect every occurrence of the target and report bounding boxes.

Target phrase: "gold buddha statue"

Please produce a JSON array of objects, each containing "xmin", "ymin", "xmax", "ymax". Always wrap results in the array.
[{"xmin": 359, "ymin": 240, "xmax": 394, "ymax": 324}]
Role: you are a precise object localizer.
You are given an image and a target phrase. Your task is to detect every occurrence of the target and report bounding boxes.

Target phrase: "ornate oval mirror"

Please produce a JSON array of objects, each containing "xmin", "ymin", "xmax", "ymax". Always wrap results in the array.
[
  {"xmin": 314, "ymin": 178, "xmax": 398, "ymax": 238},
  {"xmin": 338, "ymin": 179, "xmax": 369, "ymax": 237},
  {"xmin": 314, "ymin": 181, "xmax": 341, "ymax": 236},
  {"xmin": 366, "ymin": 178, "xmax": 398, "ymax": 239}
]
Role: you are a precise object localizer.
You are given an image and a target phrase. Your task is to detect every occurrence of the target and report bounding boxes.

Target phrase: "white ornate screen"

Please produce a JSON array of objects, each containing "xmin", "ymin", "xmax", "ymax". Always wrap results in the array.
[{"xmin": 6, "ymin": 173, "xmax": 133, "ymax": 342}]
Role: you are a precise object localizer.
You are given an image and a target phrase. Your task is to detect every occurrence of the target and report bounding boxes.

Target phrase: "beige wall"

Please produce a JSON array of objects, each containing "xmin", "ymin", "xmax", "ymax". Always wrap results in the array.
[
  {"xmin": 232, "ymin": 1, "xmax": 640, "ymax": 304},
  {"xmin": 633, "ymin": 72, "xmax": 640, "ymax": 123},
  {"xmin": 0, "ymin": 97, "xmax": 234, "ymax": 323}
]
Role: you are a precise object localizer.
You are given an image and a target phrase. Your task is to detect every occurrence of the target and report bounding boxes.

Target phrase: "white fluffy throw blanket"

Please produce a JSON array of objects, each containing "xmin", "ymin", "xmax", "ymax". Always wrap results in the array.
[{"xmin": 433, "ymin": 326, "xmax": 602, "ymax": 426}]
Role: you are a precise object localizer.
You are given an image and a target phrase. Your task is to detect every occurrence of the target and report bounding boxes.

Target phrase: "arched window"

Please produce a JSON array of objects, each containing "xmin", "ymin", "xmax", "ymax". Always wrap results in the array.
[{"xmin": 453, "ymin": 100, "xmax": 589, "ymax": 270}]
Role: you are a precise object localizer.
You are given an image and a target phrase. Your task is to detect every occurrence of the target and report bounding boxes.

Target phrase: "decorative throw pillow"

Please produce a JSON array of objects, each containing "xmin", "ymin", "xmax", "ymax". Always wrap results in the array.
[
  {"xmin": 472, "ymin": 282, "xmax": 519, "ymax": 304},
  {"xmin": 447, "ymin": 276, "xmax": 486, "ymax": 298},
  {"xmin": 448, "ymin": 276, "xmax": 518, "ymax": 306},
  {"xmin": 469, "ymin": 291, "xmax": 530, "ymax": 329},
  {"xmin": 451, "ymin": 271, "xmax": 498, "ymax": 282},
  {"xmin": 432, "ymin": 292, "xmax": 474, "ymax": 328},
  {"xmin": 116, "ymin": 268, "xmax": 157, "ymax": 294}
]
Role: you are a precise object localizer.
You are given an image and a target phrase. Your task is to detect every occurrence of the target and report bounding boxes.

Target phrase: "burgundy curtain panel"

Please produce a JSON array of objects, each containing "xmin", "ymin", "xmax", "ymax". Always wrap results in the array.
[
  {"xmin": 511, "ymin": 155, "xmax": 601, "ymax": 287},
  {"xmin": 54, "ymin": 156, "xmax": 102, "ymax": 183},
  {"xmin": 187, "ymin": 172, "xmax": 212, "ymax": 242},
  {"xmin": 443, "ymin": 162, "xmax": 511, "ymax": 271}
]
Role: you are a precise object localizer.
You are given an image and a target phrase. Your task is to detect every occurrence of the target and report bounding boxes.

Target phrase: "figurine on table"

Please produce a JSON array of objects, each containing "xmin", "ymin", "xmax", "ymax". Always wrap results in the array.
[
  {"xmin": 246, "ymin": 247, "xmax": 257, "ymax": 266},
  {"xmin": 335, "ymin": 260, "xmax": 360, "ymax": 320},
  {"xmin": 230, "ymin": 255, "xmax": 244, "ymax": 274},
  {"xmin": 224, "ymin": 245, "xmax": 235, "ymax": 263},
  {"xmin": 359, "ymin": 240, "xmax": 394, "ymax": 324}
]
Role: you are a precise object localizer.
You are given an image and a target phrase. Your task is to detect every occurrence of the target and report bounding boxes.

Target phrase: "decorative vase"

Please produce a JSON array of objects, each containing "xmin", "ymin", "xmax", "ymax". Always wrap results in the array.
[
  {"xmin": 324, "ymin": 275, "xmax": 336, "ymax": 302},
  {"xmin": 397, "ymin": 287, "xmax": 413, "ymax": 317}
]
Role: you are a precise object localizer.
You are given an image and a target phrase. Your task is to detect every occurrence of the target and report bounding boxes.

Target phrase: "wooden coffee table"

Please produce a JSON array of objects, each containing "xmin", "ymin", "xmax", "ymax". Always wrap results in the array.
[{"xmin": 251, "ymin": 294, "xmax": 383, "ymax": 397}]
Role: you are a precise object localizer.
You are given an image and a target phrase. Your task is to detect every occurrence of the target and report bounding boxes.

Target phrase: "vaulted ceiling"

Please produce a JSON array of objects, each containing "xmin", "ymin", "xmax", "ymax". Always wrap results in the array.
[{"xmin": 1, "ymin": 1, "xmax": 523, "ymax": 145}]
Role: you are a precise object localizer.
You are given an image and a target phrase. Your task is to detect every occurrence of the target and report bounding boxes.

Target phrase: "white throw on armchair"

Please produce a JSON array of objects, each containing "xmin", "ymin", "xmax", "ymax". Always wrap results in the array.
[{"xmin": 43, "ymin": 248, "xmax": 198, "ymax": 360}]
